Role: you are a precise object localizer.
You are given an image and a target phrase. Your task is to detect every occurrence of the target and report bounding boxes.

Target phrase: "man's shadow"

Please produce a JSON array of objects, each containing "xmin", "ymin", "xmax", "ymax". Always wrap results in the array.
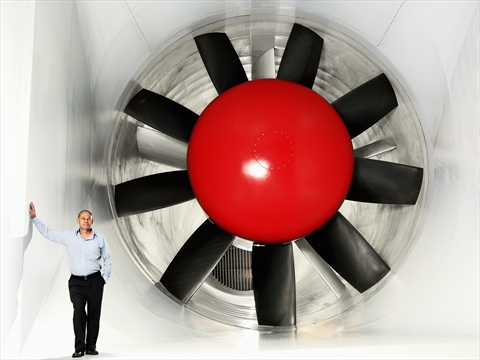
[{"xmin": 1, "ymin": 218, "xmax": 33, "ymax": 353}]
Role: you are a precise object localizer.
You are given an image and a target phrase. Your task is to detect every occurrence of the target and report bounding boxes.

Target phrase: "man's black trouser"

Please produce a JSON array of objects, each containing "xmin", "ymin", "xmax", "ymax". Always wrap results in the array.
[{"xmin": 68, "ymin": 271, "xmax": 105, "ymax": 352}]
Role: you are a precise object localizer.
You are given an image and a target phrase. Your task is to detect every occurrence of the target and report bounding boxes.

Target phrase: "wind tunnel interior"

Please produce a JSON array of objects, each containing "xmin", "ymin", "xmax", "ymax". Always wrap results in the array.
[{"xmin": 1, "ymin": 1, "xmax": 478, "ymax": 359}]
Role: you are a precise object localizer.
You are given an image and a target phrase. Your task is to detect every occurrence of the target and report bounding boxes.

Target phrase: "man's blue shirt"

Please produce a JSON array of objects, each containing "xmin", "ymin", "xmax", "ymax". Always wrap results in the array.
[{"xmin": 32, "ymin": 217, "xmax": 112, "ymax": 283}]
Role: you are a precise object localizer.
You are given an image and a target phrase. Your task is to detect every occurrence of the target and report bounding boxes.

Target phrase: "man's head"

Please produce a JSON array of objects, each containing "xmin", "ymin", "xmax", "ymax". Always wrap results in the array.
[{"xmin": 76, "ymin": 210, "xmax": 94, "ymax": 230}]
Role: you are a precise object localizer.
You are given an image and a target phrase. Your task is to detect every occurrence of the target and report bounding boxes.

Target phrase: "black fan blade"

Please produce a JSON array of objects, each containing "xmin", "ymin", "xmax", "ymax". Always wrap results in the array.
[
  {"xmin": 252, "ymin": 243, "xmax": 296, "ymax": 326},
  {"xmin": 277, "ymin": 23, "xmax": 324, "ymax": 89},
  {"xmin": 194, "ymin": 33, "xmax": 248, "ymax": 94},
  {"xmin": 160, "ymin": 219, "xmax": 234, "ymax": 303},
  {"xmin": 124, "ymin": 89, "xmax": 198, "ymax": 143},
  {"xmin": 331, "ymin": 74, "xmax": 398, "ymax": 139},
  {"xmin": 305, "ymin": 212, "xmax": 390, "ymax": 293},
  {"xmin": 114, "ymin": 171, "xmax": 194, "ymax": 217},
  {"xmin": 347, "ymin": 157, "xmax": 423, "ymax": 205}
]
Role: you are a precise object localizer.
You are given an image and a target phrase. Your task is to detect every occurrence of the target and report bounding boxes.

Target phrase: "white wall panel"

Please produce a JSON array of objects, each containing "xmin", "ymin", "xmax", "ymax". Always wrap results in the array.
[
  {"xmin": 74, "ymin": 0, "xmax": 152, "ymax": 225},
  {"xmin": 1, "ymin": 0, "xmax": 97, "ymax": 357},
  {"xmin": 0, "ymin": 1, "xmax": 35, "ymax": 240},
  {"xmin": 378, "ymin": 9, "xmax": 447, "ymax": 142},
  {"xmin": 74, "ymin": 1, "xmax": 134, "ymax": 88},
  {"xmin": 402, "ymin": 1, "xmax": 478, "ymax": 86},
  {"xmin": 65, "ymin": 4, "xmax": 96, "ymax": 214},
  {"xmin": 297, "ymin": 0, "xmax": 401, "ymax": 45},
  {"xmin": 126, "ymin": 1, "xmax": 252, "ymax": 51},
  {"xmin": 20, "ymin": 0, "xmax": 75, "ymax": 354},
  {"xmin": 2, "ymin": 0, "xmax": 478, "ymax": 358},
  {"xmin": 0, "ymin": 1, "xmax": 36, "ymax": 354},
  {"xmin": 129, "ymin": 0, "xmax": 401, "ymax": 52}
]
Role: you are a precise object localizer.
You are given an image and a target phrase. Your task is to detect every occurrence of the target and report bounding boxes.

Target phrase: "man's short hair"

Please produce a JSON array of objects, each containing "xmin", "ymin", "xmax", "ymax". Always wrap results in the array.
[{"xmin": 77, "ymin": 210, "xmax": 93, "ymax": 218}]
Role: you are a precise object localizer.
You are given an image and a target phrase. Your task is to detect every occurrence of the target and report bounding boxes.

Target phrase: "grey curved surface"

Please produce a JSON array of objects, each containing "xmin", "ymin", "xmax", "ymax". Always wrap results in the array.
[
  {"xmin": 137, "ymin": 126, "xmax": 188, "ymax": 169},
  {"xmin": 109, "ymin": 15, "xmax": 429, "ymax": 329},
  {"xmin": 354, "ymin": 139, "xmax": 396, "ymax": 158},
  {"xmin": 5, "ymin": 1, "xmax": 478, "ymax": 359},
  {"xmin": 295, "ymin": 238, "xmax": 346, "ymax": 299},
  {"xmin": 252, "ymin": 48, "xmax": 276, "ymax": 79}
]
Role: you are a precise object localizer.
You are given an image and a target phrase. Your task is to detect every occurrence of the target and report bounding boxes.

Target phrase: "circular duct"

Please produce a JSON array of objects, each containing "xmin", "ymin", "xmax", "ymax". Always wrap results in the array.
[{"xmin": 108, "ymin": 15, "xmax": 428, "ymax": 329}]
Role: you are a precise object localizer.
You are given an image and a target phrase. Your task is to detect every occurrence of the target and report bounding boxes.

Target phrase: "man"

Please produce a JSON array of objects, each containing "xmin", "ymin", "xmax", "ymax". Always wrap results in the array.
[{"xmin": 29, "ymin": 202, "xmax": 112, "ymax": 358}]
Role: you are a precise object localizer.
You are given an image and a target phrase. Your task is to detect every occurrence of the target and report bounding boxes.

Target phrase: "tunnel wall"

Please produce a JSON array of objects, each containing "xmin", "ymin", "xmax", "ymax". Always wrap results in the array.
[
  {"xmin": 2, "ymin": 0, "xmax": 95, "ymax": 355},
  {"xmin": 1, "ymin": 1, "xmax": 478, "ymax": 358}
]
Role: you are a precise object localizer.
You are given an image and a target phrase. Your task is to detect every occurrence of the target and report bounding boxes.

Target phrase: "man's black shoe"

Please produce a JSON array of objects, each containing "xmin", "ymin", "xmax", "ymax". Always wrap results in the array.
[
  {"xmin": 86, "ymin": 349, "xmax": 99, "ymax": 355},
  {"xmin": 72, "ymin": 351, "xmax": 84, "ymax": 358}
]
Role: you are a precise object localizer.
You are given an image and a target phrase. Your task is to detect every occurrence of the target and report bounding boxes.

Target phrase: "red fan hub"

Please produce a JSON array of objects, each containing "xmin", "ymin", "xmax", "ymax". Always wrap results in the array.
[{"xmin": 187, "ymin": 79, "xmax": 353, "ymax": 244}]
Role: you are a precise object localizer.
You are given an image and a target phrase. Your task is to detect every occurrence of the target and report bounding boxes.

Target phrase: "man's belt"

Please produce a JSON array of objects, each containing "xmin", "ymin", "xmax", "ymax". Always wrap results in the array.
[{"xmin": 71, "ymin": 271, "xmax": 100, "ymax": 280}]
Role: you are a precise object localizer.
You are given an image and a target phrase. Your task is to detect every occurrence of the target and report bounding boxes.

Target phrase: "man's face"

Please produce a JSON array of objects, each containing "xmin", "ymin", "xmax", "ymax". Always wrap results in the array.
[{"xmin": 77, "ymin": 212, "xmax": 93, "ymax": 229}]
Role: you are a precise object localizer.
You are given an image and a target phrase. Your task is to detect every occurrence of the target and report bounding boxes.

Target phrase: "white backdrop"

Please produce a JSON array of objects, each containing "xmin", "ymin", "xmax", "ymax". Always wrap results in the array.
[{"xmin": 1, "ymin": 1, "xmax": 478, "ymax": 359}]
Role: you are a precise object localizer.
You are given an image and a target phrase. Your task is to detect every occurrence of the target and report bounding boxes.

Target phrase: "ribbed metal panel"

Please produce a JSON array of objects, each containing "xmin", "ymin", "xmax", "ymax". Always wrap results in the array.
[{"xmin": 212, "ymin": 246, "xmax": 252, "ymax": 291}]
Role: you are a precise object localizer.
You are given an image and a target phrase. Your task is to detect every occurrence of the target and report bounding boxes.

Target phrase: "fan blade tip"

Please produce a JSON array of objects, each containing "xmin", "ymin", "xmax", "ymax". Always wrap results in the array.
[
  {"xmin": 195, "ymin": 32, "xmax": 247, "ymax": 94},
  {"xmin": 125, "ymin": 88, "xmax": 149, "ymax": 108},
  {"xmin": 194, "ymin": 32, "xmax": 226, "ymax": 41},
  {"xmin": 411, "ymin": 173, "xmax": 424, "ymax": 204},
  {"xmin": 348, "ymin": 158, "xmax": 424, "ymax": 205},
  {"xmin": 114, "ymin": 206, "xmax": 127, "ymax": 218},
  {"xmin": 114, "ymin": 187, "xmax": 127, "ymax": 217},
  {"xmin": 306, "ymin": 213, "xmax": 392, "ymax": 293},
  {"xmin": 377, "ymin": 73, "xmax": 389, "ymax": 81},
  {"xmin": 405, "ymin": 165, "xmax": 424, "ymax": 205},
  {"xmin": 122, "ymin": 89, "xmax": 197, "ymax": 143},
  {"xmin": 333, "ymin": 71, "xmax": 400, "ymax": 138},
  {"xmin": 159, "ymin": 279, "xmax": 190, "ymax": 304},
  {"xmin": 113, "ymin": 201, "xmax": 139, "ymax": 218},
  {"xmin": 359, "ymin": 267, "xmax": 391, "ymax": 293},
  {"xmin": 377, "ymin": 73, "xmax": 398, "ymax": 106},
  {"xmin": 113, "ymin": 171, "xmax": 194, "ymax": 217},
  {"xmin": 252, "ymin": 244, "xmax": 296, "ymax": 327},
  {"xmin": 277, "ymin": 23, "xmax": 323, "ymax": 88},
  {"xmin": 292, "ymin": 23, "xmax": 323, "ymax": 38},
  {"xmin": 157, "ymin": 279, "xmax": 183, "ymax": 301},
  {"xmin": 160, "ymin": 220, "xmax": 234, "ymax": 304}
]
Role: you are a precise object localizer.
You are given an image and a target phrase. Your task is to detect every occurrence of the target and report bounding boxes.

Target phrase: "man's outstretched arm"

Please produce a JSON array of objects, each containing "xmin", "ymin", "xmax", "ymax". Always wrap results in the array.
[{"xmin": 29, "ymin": 202, "xmax": 66, "ymax": 245}]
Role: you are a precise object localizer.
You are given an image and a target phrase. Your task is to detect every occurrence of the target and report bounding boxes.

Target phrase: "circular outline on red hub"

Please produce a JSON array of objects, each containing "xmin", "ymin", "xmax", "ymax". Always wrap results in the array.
[{"xmin": 254, "ymin": 130, "xmax": 295, "ymax": 170}]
